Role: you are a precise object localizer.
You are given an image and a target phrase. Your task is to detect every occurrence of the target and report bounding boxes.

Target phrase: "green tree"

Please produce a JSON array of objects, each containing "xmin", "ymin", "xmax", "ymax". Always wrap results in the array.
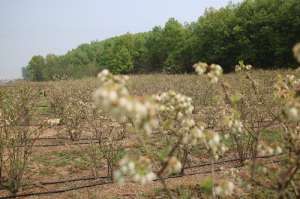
[
  {"xmin": 23, "ymin": 0, "xmax": 300, "ymax": 80},
  {"xmin": 26, "ymin": 55, "xmax": 46, "ymax": 81}
]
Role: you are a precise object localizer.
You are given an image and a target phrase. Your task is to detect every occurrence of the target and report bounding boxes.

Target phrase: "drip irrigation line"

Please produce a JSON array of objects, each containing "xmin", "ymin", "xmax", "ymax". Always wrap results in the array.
[
  {"xmin": 38, "ymin": 176, "xmax": 109, "ymax": 186},
  {"xmin": 0, "ymin": 176, "xmax": 110, "ymax": 192},
  {"xmin": 37, "ymin": 137, "xmax": 99, "ymax": 141},
  {"xmin": 0, "ymin": 179, "xmax": 112, "ymax": 199},
  {"xmin": 164, "ymin": 159, "xmax": 282, "ymax": 181},
  {"xmin": 0, "ymin": 154, "xmax": 282, "ymax": 199},
  {"xmin": 0, "ymin": 154, "xmax": 282, "ymax": 191},
  {"xmin": 187, "ymin": 154, "xmax": 282, "ymax": 169}
]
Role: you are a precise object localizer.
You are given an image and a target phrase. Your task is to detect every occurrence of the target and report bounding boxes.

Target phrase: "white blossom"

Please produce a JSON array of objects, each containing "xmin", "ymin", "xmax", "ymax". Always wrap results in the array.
[
  {"xmin": 115, "ymin": 156, "xmax": 156, "ymax": 184},
  {"xmin": 215, "ymin": 181, "xmax": 235, "ymax": 197},
  {"xmin": 94, "ymin": 70, "xmax": 157, "ymax": 135},
  {"xmin": 235, "ymin": 61, "xmax": 252, "ymax": 72},
  {"xmin": 285, "ymin": 106, "xmax": 299, "ymax": 121},
  {"xmin": 46, "ymin": 118, "xmax": 61, "ymax": 126},
  {"xmin": 193, "ymin": 62, "xmax": 223, "ymax": 83},
  {"xmin": 165, "ymin": 156, "xmax": 182, "ymax": 174},
  {"xmin": 293, "ymin": 43, "xmax": 300, "ymax": 63}
]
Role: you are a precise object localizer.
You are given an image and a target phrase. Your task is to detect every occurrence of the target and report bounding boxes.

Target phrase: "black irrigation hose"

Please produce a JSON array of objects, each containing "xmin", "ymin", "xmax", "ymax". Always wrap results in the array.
[
  {"xmin": 32, "ymin": 141, "xmax": 99, "ymax": 148},
  {"xmin": 40, "ymin": 155, "xmax": 277, "ymax": 185},
  {"xmin": 187, "ymin": 154, "xmax": 282, "ymax": 169},
  {"xmin": 0, "ymin": 179, "xmax": 112, "ymax": 199},
  {"xmin": 20, "ymin": 137, "xmax": 126, "ymax": 148},
  {"xmin": 37, "ymin": 176, "xmax": 109, "ymax": 186},
  {"xmin": 14, "ymin": 141, "xmax": 100, "ymax": 148},
  {"xmin": 164, "ymin": 159, "xmax": 282, "ymax": 181},
  {"xmin": 0, "ymin": 154, "xmax": 281, "ymax": 191},
  {"xmin": 0, "ymin": 167, "xmax": 230, "ymax": 199},
  {"xmin": 0, "ymin": 176, "xmax": 110, "ymax": 192},
  {"xmin": 0, "ymin": 155, "xmax": 281, "ymax": 199},
  {"xmin": 37, "ymin": 136, "xmax": 129, "ymax": 141},
  {"xmin": 37, "ymin": 137, "xmax": 100, "ymax": 141},
  {"xmin": 31, "ymin": 142, "xmax": 138, "ymax": 149}
]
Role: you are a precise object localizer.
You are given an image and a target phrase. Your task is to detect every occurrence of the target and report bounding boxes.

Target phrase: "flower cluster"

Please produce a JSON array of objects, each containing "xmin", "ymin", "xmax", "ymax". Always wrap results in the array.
[
  {"xmin": 155, "ymin": 89, "xmax": 227, "ymax": 159},
  {"xmin": 293, "ymin": 43, "xmax": 300, "ymax": 63},
  {"xmin": 156, "ymin": 91, "xmax": 226, "ymax": 158},
  {"xmin": 181, "ymin": 120, "xmax": 205, "ymax": 145},
  {"xmin": 290, "ymin": 126, "xmax": 300, "ymax": 148},
  {"xmin": 193, "ymin": 62, "xmax": 223, "ymax": 83},
  {"xmin": 275, "ymin": 75, "xmax": 300, "ymax": 98},
  {"xmin": 224, "ymin": 168, "xmax": 243, "ymax": 187},
  {"xmin": 204, "ymin": 130, "xmax": 227, "ymax": 160},
  {"xmin": 97, "ymin": 69, "xmax": 129, "ymax": 86},
  {"xmin": 229, "ymin": 119, "xmax": 243, "ymax": 134},
  {"xmin": 275, "ymin": 75, "xmax": 300, "ymax": 121},
  {"xmin": 155, "ymin": 91, "xmax": 206, "ymax": 145},
  {"xmin": 285, "ymin": 74, "xmax": 300, "ymax": 88},
  {"xmin": 225, "ymin": 114, "xmax": 243, "ymax": 136},
  {"xmin": 114, "ymin": 156, "xmax": 156, "ymax": 184},
  {"xmin": 215, "ymin": 180, "xmax": 235, "ymax": 197},
  {"xmin": 164, "ymin": 156, "xmax": 182, "ymax": 175},
  {"xmin": 257, "ymin": 142, "xmax": 282, "ymax": 156},
  {"xmin": 155, "ymin": 90, "xmax": 194, "ymax": 120},
  {"xmin": 284, "ymin": 104, "xmax": 300, "ymax": 121},
  {"xmin": 155, "ymin": 91, "xmax": 193, "ymax": 132},
  {"xmin": 235, "ymin": 60, "xmax": 252, "ymax": 72},
  {"xmin": 94, "ymin": 70, "xmax": 158, "ymax": 135},
  {"xmin": 45, "ymin": 118, "xmax": 61, "ymax": 126}
]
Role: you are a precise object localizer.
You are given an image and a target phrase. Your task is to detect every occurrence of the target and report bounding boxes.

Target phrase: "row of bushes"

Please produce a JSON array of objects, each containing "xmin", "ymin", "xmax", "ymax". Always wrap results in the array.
[{"xmin": 23, "ymin": 0, "xmax": 300, "ymax": 81}]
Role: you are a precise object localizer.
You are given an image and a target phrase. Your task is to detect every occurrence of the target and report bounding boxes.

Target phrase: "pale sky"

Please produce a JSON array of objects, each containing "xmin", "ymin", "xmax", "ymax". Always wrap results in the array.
[{"xmin": 0, "ymin": 0, "xmax": 240, "ymax": 80}]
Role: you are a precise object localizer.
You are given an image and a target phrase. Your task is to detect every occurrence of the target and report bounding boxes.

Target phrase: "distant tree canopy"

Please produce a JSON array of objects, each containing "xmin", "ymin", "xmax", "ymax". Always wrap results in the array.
[{"xmin": 23, "ymin": 0, "xmax": 300, "ymax": 81}]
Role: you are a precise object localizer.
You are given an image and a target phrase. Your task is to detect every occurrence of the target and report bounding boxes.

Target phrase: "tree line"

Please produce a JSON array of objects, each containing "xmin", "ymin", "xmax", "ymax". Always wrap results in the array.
[{"xmin": 23, "ymin": 0, "xmax": 300, "ymax": 81}]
